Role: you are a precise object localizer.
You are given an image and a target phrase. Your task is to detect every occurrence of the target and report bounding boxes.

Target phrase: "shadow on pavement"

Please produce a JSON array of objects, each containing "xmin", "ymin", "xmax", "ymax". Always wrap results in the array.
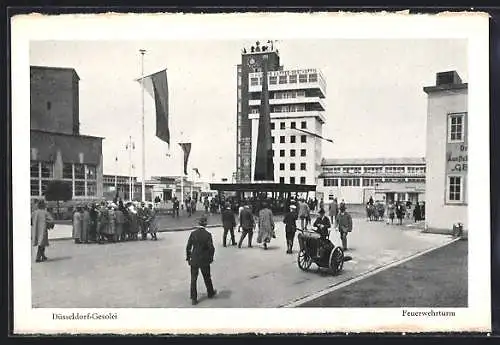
[
  {"xmin": 196, "ymin": 290, "xmax": 233, "ymax": 305},
  {"xmin": 43, "ymin": 256, "xmax": 73, "ymax": 262}
]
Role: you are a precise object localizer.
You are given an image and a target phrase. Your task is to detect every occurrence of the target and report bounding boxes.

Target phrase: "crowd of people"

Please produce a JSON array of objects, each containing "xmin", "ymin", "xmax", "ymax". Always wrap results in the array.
[
  {"xmin": 189, "ymin": 196, "xmax": 353, "ymax": 304},
  {"xmin": 216, "ymin": 196, "xmax": 352, "ymax": 253},
  {"xmin": 365, "ymin": 197, "xmax": 426, "ymax": 224},
  {"xmin": 71, "ymin": 200, "xmax": 159, "ymax": 244}
]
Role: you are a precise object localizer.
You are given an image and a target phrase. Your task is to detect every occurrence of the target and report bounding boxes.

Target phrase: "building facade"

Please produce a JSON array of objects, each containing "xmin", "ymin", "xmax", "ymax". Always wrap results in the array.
[
  {"xmin": 424, "ymin": 71, "xmax": 468, "ymax": 231},
  {"xmin": 103, "ymin": 175, "xmax": 204, "ymax": 203},
  {"xmin": 235, "ymin": 41, "xmax": 326, "ymax": 186},
  {"xmin": 317, "ymin": 158, "xmax": 426, "ymax": 204},
  {"xmin": 30, "ymin": 66, "xmax": 104, "ymax": 201}
]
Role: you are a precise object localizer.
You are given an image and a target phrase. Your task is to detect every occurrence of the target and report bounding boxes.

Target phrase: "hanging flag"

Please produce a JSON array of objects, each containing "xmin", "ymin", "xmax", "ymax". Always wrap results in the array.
[
  {"xmin": 179, "ymin": 143, "xmax": 192, "ymax": 175},
  {"xmin": 254, "ymin": 55, "xmax": 274, "ymax": 181},
  {"xmin": 136, "ymin": 69, "xmax": 170, "ymax": 145},
  {"xmin": 193, "ymin": 168, "xmax": 201, "ymax": 178}
]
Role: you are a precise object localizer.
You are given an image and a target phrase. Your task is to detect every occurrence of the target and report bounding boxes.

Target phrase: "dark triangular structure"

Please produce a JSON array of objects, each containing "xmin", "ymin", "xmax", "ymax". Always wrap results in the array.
[{"xmin": 254, "ymin": 56, "xmax": 274, "ymax": 181}]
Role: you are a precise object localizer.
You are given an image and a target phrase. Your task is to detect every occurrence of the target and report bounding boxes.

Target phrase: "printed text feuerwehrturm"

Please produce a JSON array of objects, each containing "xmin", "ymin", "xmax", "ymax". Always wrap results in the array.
[{"xmin": 402, "ymin": 310, "xmax": 456, "ymax": 317}]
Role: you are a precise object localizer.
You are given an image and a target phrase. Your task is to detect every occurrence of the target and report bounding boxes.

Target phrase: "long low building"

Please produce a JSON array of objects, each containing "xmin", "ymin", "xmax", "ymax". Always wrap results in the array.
[{"xmin": 317, "ymin": 157, "xmax": 426, "ymax": 204}]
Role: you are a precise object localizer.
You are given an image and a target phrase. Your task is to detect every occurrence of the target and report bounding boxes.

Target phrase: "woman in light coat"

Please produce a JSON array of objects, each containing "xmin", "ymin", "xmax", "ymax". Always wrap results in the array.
[
  {"xmin": 72, "ymin": 205, "xmax": 83, "ymax": 244},
  {"xmin": 257, "ymin": 202, "xmax": 275, "ymax": 250}
]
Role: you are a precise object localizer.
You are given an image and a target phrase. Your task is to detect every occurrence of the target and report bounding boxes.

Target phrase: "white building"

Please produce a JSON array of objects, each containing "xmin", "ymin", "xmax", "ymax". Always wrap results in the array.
[
  {"xmin": 247, "ymin": 68, "xmax": 327, "ymax": 186},
  {"xmin": 423, "ymin": 71, "xmax": 468, "ymax": 232},
  {"xmin": 317, "ymin": 157, "xmax": 426, "ymax": 204}
]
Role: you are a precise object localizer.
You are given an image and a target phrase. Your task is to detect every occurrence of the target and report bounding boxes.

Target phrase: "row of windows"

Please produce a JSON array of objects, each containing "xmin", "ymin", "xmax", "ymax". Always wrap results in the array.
[
  {"xmin": 273, "ymin": 105, "xmax": 306, "ymax": 113},
  {"xmin": 31, "ymin": 179, "xmax": 97, "ymax": 197},
  {"xmin": 249, "ymin": 105, "xmax": 307, "ymax": 114},
  {"xmin": 279, "ymin": 176, "xmax": 307, "ymax": 184},
  {"xmin": 323, "ymin": 178, "xmax": 361, "ymax": 187},
  {"xmin": 251, "ymin": 73, "xmax": 318, "ymax": 86},
  {"xmin": 274, "ymin": 90, "xmax": 306, "ymax": 99},
  {"xmin": 272, "ymin": 135, "xmax": 307, "ymax": 144},
  {"xmin": 31, "ymin": 161, "xmax": 97, "ymax": 197},
  {"xmin": 278, "ymin": 162, "xmax": 307, "ymax": 171},
  {"xmin": 322, "ymin": 166, "xmax": 426, "ymax": 174},
  {"xmin": 273, "ymin": 149, "xmax": 307, "ymax": 157},
  {"xmin": 61, "ymin": 163, "xmax": 97, "ymax": 180},
  {"xmin": 271, "ymin": 121, "xmax": 307, "ymax": 130},
  {"xmin": 323, "ymin": 177, "xmax": 425, "ymax": 187}
]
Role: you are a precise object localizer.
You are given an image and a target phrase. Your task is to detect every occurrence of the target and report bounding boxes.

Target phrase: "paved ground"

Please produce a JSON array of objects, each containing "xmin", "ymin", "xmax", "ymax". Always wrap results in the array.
[
  {"xmin": 33, "ymin": 217, "xmax": 455, "ymax": 308},
  {"xmin": 300, "ymin": 240, "xmax": 467, "ymax": 308}
]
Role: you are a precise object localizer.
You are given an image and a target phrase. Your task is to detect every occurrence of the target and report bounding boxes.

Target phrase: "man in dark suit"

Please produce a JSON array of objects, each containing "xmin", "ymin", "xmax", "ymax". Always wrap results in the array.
[
  {"xmin": 221, "ymin": 202, "xmax": 237, "ymax": 247},
  {"xmin": 313, "ymin": 208, "xmax": 333, "ymax": 258},
  {"xmin": 238, "ymin": 204, "xmax": 255, "ymax": 248},
  {"xmin": 186, "ymin": 215, "xmax": 217, "ymax": 305}
]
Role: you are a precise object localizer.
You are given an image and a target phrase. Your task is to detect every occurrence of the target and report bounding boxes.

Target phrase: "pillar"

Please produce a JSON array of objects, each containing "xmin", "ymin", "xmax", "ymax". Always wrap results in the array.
[{"xmin": 96, "ymin": 153, "xmax": 104, "ymax": 198}]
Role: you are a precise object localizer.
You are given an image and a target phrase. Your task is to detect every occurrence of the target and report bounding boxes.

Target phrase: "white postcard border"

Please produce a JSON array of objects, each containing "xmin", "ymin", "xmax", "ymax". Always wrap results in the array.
[{"xmin": 11, "ymin": 12, "xmax": 490, "ymax": 334}]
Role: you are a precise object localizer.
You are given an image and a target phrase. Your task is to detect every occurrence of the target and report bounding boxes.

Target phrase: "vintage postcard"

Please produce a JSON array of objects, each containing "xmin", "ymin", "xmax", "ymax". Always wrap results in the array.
[{"xmin": 11, "ymin": 11, "xmax": 490, "ymax": 334}]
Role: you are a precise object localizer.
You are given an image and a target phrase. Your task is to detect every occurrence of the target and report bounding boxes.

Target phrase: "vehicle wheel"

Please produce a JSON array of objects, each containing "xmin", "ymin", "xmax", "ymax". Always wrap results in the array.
[
  {"xmin": 298, "ymin": 250, "xmax": 312, "ymax": 271},
  {"xmin": 329, "ymin": 246, "xmax": 344, "ymax": 275}
]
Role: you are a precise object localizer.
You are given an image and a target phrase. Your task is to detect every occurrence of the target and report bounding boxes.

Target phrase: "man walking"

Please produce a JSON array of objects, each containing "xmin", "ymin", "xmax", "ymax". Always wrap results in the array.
[
  {"xmin": 172, "ymin": 197, "xmax": 180, "ymax": 218},
  {"xmin": 186, "ymin": 216, "xmax": 217, "ymax": 305},
  {"xmin": 238, "ymin": 204, "xmax": 255, "ymax": 248},
  {"xmin": 257, "ymin": 202, "xmax": 275, "ymax": 250},
  {"xmin": 221, "ymin": 202, "xmax": 237, "ymax": 247},
  {"xmin": 336, "ymin": 204, "xmax": 353, "ymax": 251},
  {"xmin": 329, "ymin": 198, "xmax": 338, "ymax": 228},
  {"xmin": 32, "ymin": 200, "xmax": 54, "ymax": 262},
  {"xmin": 283, "ymin": 205, "xmax": 298, "ymax": 254},
  {"xmin": 298, "ymin": 199, "xmax": 310, "ymax": 231}
]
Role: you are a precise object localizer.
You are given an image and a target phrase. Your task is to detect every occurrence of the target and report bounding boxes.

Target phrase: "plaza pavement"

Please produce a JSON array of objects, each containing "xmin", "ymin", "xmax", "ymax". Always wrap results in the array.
[{"xmin": 32, "ymin": 214, "xmax": 455, "ymax": 308}]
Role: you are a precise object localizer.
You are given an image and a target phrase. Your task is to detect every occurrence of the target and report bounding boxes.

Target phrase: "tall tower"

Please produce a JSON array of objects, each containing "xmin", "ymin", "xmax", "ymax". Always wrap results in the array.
[{"xmin": 236, "ymin": 41, "xmax": 280, "ymax": 183}]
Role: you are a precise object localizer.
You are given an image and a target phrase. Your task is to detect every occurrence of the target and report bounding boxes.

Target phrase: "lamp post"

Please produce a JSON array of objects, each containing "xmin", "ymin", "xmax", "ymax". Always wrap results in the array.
[
  {"xmin": 114, "ymin": 156, "xmax": 118, "ymax": 200},
  {"xmin": 126, "ymin": 136, "xmax": 135, "ymax": 201},
  {"xmin": 132, "ymin": 164, "xmax": 136, "ymax": 201},
  {"xmin": 139, "ymin": 49, "xmax": 147, "ymax": 202}
]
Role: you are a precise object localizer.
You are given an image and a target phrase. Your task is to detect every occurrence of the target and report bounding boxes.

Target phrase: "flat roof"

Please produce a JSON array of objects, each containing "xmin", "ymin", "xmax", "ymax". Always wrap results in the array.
[
  {"xmin": 322, "ymin": 157, "xmax": 425, "ymax": 166},
  {"xmin": 31, "ymin": 129, "xmax": 104, "ymax": 140},
  {"xmin": 210, "ymin": 183, "xmax": 316, "ymax": 192},
  {"xmin": 423, "ymin": 83, "xmax": 468, "ymax": 94},
  {"xmin": 30, "ymin": 65, "xmax": 80, "ymax": 80}
]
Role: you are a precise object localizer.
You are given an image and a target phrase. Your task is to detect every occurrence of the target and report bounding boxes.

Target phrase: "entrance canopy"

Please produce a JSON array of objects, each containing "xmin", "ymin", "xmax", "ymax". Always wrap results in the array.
[{"xmin": 209, "ymin": 182, "xmax": 316, "ymax": 193}]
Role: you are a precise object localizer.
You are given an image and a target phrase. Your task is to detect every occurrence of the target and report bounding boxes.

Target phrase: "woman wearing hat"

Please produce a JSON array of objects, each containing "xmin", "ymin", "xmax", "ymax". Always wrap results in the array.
[
  {"xmin": 257, "ymin": 202, "xmax": 275, "ymax": 250},
  {"xmin": 283, "ymin": 205, "xmax": 298, "ymax": 254}
]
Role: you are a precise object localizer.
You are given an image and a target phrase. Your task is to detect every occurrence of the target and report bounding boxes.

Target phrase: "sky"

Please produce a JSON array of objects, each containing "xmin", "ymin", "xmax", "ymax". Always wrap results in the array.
[{"xmin": 30, "ymin": 39, "xmax": 467, "ymax": 181}]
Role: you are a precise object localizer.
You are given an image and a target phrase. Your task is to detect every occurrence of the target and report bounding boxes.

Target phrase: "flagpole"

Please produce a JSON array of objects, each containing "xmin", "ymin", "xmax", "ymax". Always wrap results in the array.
[{"xmin": 140, "ymin": 49, "xmax": 147, "ymax": 202}]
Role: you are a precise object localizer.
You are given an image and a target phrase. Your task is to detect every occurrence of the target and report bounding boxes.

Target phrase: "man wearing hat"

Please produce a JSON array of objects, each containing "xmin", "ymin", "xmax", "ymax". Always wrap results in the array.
[
  {"xmin": 238, "ymin": 203, "xmax": 255, "ymax": 248},
  {"xmin": 221, "ymin": 202, "xmax": 237, "ymax": 247},
  {"xmin": 336, "ymin": 204, "xmax": 353, "ymax": 250},
  {"xmin": 283, "ymin": 204, "xmax": 298, "ymax": 254},
  {"xmin": 313, "ymin": 208, "xmax": 332, "ymax": 258},
  {"xmin": 186, "ymin": 215, "xmax": 217, "ymax": 305},
  {"xmin": 32, "ymin": 199, "xmax": 54, "ymax": 262}
]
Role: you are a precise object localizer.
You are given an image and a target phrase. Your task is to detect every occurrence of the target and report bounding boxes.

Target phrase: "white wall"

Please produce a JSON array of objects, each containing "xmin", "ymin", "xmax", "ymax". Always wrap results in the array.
[
  {"xmin": 425, "ymin": 89, "xmax": 468, "ymax": 230},
  {"xmin": 316, "ymin": 185, "xmax": 365, "ymax": 204}
]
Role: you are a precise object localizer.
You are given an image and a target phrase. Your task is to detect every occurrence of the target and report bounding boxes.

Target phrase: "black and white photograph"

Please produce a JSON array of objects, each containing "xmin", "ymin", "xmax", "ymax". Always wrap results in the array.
[{"xmin": 11, "ymin": 12, "xmax": 490, "ymax": 334}]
